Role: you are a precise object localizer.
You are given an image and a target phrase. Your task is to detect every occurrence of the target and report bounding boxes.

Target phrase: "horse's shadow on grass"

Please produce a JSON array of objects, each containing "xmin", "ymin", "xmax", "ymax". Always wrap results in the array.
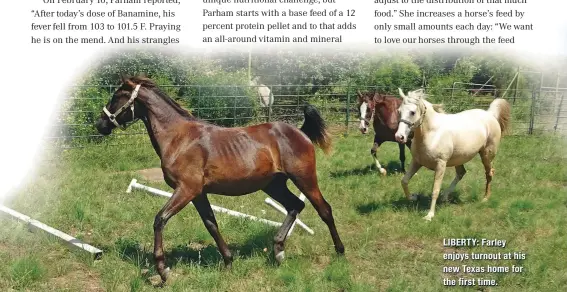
[
  {"xmin": 330, "ymin": 161, "xmax": 405, "ymax": 178},
  {"xmin": 356, "ymin": 191, "xmax": 464, "ymax": 215},
  {"xmin": 110, "ymin": 228, "xmax": 277, "ymax": 285}
]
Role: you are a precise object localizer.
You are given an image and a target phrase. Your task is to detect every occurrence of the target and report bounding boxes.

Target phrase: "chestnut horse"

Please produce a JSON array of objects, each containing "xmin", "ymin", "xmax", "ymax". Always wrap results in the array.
[
  {"xmin": 357, "ymin": 90, "xmax": 445, "ymax": 175},
  {"xmin": 95, "ymin": 76, "xmax": 344, "ymax": 284},
  {"xmin": 356, "ymin": 90, "xmax": 413, "ymax": 175}
]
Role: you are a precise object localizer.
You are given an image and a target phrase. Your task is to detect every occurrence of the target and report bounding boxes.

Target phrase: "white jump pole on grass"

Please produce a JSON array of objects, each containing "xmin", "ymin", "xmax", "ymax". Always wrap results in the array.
[
  {"xmin": 0, "ymin": 205, "xmax": 103, "ymax": 260},
  {"xmin": 264, "ymin": 195, "xmax": 315, "ymax": 235},
  {"xmin": 126, "ymin": 179, "xmax": 282, "ymax": 228}
]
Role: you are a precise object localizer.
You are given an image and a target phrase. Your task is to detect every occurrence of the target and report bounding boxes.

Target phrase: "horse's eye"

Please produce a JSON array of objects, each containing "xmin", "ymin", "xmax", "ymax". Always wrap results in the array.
[{"xmin": 410, "ymin": 111, "xmax": 415, "ymax": 116}]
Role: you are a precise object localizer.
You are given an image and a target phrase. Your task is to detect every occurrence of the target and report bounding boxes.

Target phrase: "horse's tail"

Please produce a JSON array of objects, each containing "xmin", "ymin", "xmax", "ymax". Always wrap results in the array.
[
  {"xmin": 300, "ymin": 104, "xmax": 332, "ymax": 155},
  {"xmin": 488, "ymin": 98, "xmax": 511, "ymax": 135}
]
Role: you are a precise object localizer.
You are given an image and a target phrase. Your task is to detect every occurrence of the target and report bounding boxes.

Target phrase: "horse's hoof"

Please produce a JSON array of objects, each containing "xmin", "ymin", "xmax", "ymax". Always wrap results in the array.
[
  {"xmin": 379, "ymin": 168, "xmax": 387, "ymax": 176},
  {"xmin": 335, "ymin": 245, "xmax": 345, "ymax": 255},
  {"xmin": 408, "ymin": 194, "xmax": 418, "ymax": 201},
  {"xmin": 422, "ymin": 214, "xmax": 433, "ymax": 221},
  {"xmin": 481, "ymin": 198, "xmax": 489, "ymax": 203},
  {"xmin": 275, "ymin": 251, "xmax": 285, "ymax": 264}
]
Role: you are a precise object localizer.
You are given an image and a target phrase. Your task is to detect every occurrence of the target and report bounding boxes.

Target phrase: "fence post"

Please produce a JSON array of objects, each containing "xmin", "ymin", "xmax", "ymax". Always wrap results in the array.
[
  {"xmin": 345, "ymin": 81, "xmax": 351, "ymax": 135},
  {"xmin": 197, "ymin": 85, "xmax": 201, "ymax": 119},
  {"xmin": 233, "ymin": 85, "xmax": 237, "ymax": 127},
  {"xmin": 513, "ymin": 66, "xmax": 520, "ymax": 104},
  {"xmin": 528, "ymin": 87, "xmax": 536, "ymax": 135},
  {"xmin": 267, "ymin": 100, "xmax": 271, "ymax": 123},
  {"xmin": 554, "ymin": 92, "xmax": 564, "ymax": 132}
]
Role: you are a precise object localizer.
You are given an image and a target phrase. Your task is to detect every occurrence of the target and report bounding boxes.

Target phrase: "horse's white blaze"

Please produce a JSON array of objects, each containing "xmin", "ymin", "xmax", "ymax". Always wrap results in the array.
[
  {"xmin": 359, "ymin": 102, "xmax": 368, "ymax": 130},
  {"xmin": 395, "ymin": 99, "xmax": 418, "ymax": 142},
  {"xmin": 397, "ymin": 88, "xmax": 508, "ymax": 221}
]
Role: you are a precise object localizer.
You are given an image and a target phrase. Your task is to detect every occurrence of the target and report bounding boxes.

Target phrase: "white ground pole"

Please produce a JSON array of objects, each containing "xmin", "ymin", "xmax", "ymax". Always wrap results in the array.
[
  {"xmin": 264, "ymin": 195, "xmax": 315, "ymax": 235},
  {"xmin": 126, "ymin": 179, "xmax": 282, "ymax": 228},
  {"xmin": 0, "ymin": 205, "xmax": 103, "ymax": 260}
]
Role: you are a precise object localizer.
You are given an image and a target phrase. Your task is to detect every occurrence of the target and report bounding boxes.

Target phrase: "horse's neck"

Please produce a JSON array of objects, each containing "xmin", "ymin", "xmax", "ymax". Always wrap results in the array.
[
  {"xmin": 139, "ymin": 89, "xmax": 191, "ymax": 157},
  {"xmin": 141, "ymin": 117, "xmax": 164, "ymax": 159},
  {"xmin": 413, "ymin": 101, "xmax": 440, "ymax": 139}
]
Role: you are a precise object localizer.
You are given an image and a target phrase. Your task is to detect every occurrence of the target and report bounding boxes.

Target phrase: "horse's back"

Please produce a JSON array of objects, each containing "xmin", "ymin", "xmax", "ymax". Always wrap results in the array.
[
  {"xmin": 420, "ymin": 110, "xmax": 500, "ymax": 167},
  {"xmin": 196, "ymin": 124, "xmax": 283, "ymax": 195}
]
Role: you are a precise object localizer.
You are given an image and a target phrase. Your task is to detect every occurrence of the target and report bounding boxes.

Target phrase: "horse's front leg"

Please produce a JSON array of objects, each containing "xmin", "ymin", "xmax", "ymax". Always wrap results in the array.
[
  {"xmin": 154, "ymin": 182, "xmax": 200, "ymax": 284},
  {"xmin": 401, "ymin": 159, "xmax": 421, "ymax": 201},
  {"xmin": 424, "ymin": 161, "xmax": 447, "ymax": 221},
  {"xmin": 371, "ymin": 139, "xmax": 387, "ymax": 176},
  {"xmin": 398, "ymin": 142, "xmax": 406, "ymax": 173}
]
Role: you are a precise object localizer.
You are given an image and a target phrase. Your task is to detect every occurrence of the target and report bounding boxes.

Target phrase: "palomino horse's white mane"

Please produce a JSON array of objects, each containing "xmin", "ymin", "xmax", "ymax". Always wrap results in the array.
[
  {"xmin": 402, "ymin": 88, "xmax": 426, "ymax": 103},
  {"xmin": 400, "ymin": 88, "xmax": 446, "ymax": 114}
]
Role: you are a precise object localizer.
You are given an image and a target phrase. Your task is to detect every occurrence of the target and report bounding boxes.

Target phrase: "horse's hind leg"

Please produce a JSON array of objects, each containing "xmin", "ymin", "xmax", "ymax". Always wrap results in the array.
[
  {"xmin": 480, "ymin": 150, "xmax": 496, "ymax": 202},
  {"xmin": 192, "ymin": 193, "xmax": 233, "ymax": 268},
  {"xmin": 153, "ymin": 183, "xmax": 200, "ymax": 283},
  {"xmin": 371, "ymin": 139, "xmax": 387, "ymax": 176},
  {"xmin": 289, "ymin": 172, "xmax": 344, "ymax": 255},
  {"xmin": 262, "ymin": 176, "xmax": 306, "ymax": 263}
]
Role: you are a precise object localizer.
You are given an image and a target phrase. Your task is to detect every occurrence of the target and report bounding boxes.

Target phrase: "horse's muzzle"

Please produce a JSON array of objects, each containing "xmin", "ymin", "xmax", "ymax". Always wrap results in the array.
[
  {"xmin": 395, "ymin": 133, "xmax": 406, "ymax": 144},
  {"xmin": 95, "ymin": 119, "xmax": 112, "ymax": 136}
]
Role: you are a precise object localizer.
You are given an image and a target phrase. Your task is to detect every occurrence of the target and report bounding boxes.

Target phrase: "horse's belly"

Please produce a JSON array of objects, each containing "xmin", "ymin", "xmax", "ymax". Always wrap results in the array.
[
  {"xmin": 204, "ymin": 174, "xmax": 276, "ymax": 196},
  {"xmin": 203, "ymin": 148, "xmax": 279, "ymax": 196},
  {"xmin": 446, "ymin": 152, "xmax": 478, "ymax": 167}
]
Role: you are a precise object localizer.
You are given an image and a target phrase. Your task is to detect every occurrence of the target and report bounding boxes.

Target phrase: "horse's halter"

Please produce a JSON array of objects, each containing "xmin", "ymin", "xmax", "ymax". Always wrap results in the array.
[
  {"xmin": 399, "ymin": 100, "xmax": 427, "ymax": 129},
  {"xmin": 103, "ymin": 84, "xmax": 141, "ymax": 130}
]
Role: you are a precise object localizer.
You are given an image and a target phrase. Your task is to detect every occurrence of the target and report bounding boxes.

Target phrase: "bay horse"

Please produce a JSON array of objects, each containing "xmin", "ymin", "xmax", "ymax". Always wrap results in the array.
[
  {"xmin": 356, "ymin": 90, "xmax": 444, "ymax": 175},
  {"xmin": 95, "ymin": 76, "xmax": 344, "ymax": 283},
  {"xmin": 395, "ymin": 88, "xmax": 511, "ymax": 221}
]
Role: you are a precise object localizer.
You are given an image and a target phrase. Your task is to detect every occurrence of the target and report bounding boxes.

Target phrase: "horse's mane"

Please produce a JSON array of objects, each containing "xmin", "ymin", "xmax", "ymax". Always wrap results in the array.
[
  {"xmin": 422, "ymin": 98, "xmax": 446, "ymax": 114},
  {"xmin": 358, "ymin": 91, "xmax": 397, "ymax": 103},
  {"xmin": 404, "ymin": 89, "xmax": 445, "ymax": 113},
  {"xmin": 127, "ymin": 76, "xmax": 196, "ymax": 121}
]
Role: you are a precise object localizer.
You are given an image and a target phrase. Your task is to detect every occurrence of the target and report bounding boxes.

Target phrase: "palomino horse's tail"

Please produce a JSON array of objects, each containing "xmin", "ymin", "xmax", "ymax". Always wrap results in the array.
[
  {"xmin": 488, "ymin": 98, "xmax": 511, "ymax": 135},
  {"xmin": 300, "ymin": 104, "xmax": 332, "ymax": 155}
]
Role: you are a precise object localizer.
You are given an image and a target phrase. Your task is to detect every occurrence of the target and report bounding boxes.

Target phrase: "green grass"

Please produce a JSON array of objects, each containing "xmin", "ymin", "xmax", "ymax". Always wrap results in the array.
[{"xmin": 1, "ymin": 133, "xmax": 566, "ymax": 291}]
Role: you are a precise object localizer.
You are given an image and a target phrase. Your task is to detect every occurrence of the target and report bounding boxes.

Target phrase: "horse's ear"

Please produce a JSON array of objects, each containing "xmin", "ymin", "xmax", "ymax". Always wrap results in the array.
[
  {"xmin": 398, "ymin": 88, "xmax": 406, "ymax": 99},
  {"xmin": 414, "ymin": 88, "xmax": 427, "ymax": 99},
  {"xmin": 374, "ymin": 92, "xmax": 384, "ymax": 102},
  {"xmin": 120, "ymin": 74, "xmax": 129, "ymax": 84},
  {"xmin": 356, "ymin": 90, "xmax": 365, "ymax": 102},
  {"xmin": 120, "ymin": 74, "xmax": 136, "ymax": 89}
]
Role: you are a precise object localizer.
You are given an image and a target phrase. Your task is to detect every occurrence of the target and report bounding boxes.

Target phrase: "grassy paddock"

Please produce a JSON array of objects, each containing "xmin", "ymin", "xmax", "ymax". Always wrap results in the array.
[{"xmin": 0, "ymin": 133, "xmax": 566, "ymax": 291}]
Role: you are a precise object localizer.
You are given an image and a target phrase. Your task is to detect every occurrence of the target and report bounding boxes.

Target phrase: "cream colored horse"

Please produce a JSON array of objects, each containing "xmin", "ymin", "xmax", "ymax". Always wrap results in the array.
[{"xmin": 395, "ymin": 88, "xmax": 511, "ymax": 221}]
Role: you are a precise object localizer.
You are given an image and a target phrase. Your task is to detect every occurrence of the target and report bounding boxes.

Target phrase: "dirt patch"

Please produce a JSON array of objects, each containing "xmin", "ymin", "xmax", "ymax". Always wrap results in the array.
[
  {"xmin": 137, "ymin": 168, "xmax": 164, "ymax": 183},
  {"xmin": 44, "ymin": 265, "xmax": 104, "ymax": 292}
]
